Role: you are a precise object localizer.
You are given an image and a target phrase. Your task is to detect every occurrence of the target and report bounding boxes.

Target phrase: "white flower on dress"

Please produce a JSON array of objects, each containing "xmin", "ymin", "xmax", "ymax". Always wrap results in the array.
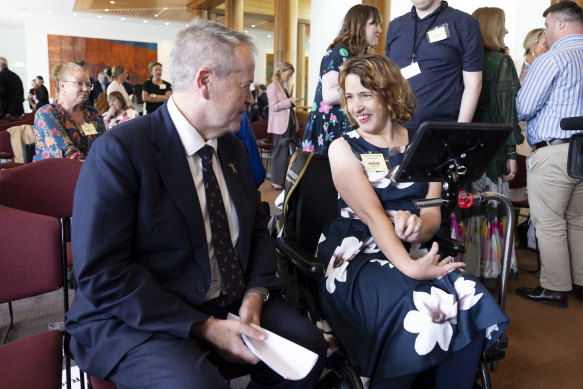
[
  {"xmin": 371, "ymin": 259, "xmax": 394, "ymax": 268},
  {"xmin": 325, "ymin": 236, "xmax": 361, "ymax": 293},
  {"xmin": 403, "ymin": 287, "xmax": 458, "ymax": 355},
  {"xmin": 365, "ymin": 169, "xmax": 392, "ymax": 188},
  {"xmin": 362, "ymin": 237, "xmax": 380, "ymax": 254},
  {"xmin": 454, "ymin": 277, "xmax": 483, "ymax": 310},
  {"xmin": 485, "ymin": 324, "xmax": 499, "ymax": 340},
  {"xmin": 340, "ymin": 206, "xmax": 359, "ymax": 219},
  {"xmin": 346, "ymin": 130, "xmax": 360, "ymax": 138}
]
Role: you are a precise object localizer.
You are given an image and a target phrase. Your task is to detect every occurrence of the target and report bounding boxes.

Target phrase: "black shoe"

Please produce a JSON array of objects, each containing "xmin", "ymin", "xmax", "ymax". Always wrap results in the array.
[
  {"xmin": 516, "ymin": 286, "xmax": 567, "ymax": 308},
  {"xmin": 571, "ymin": 284, "xmax": 583, "ymax": 302}
]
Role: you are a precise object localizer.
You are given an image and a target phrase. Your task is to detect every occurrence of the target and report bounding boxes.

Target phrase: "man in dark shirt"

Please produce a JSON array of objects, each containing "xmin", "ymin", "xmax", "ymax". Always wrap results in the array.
[
  {"xmin": 385, "ymin": 0, "xmax": 483, "ymax": 130},
  {"xmin": 0, "ymin": 56, "xmax": 25, "ymax": 116}
]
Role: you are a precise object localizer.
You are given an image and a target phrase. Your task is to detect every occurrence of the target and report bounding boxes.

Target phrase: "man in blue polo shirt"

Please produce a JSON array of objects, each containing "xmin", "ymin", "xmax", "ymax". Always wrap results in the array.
[{"xmin": 385, "ymin": 0, "xmax": 483, "ymax": 130}]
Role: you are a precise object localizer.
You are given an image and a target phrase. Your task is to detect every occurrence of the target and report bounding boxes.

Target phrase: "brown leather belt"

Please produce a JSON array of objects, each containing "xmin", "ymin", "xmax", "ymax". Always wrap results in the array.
[{"xmin": 533, "ymin": 138, "xmax": 570, "ymax": 150}]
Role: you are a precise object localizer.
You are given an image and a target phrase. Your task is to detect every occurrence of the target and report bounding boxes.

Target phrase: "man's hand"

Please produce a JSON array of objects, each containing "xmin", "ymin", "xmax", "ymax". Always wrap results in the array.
[
  {"xmin": 190, "ymin": 317, "xmax": 264, "ymax": 364},
  {"xmin": 239, "ymin": 291, "xmax": 264, "ymax": 327}
]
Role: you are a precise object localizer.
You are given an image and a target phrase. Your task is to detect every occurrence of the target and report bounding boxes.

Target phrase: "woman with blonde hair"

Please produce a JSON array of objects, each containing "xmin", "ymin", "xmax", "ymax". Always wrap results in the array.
[
  {"xmin": 266, "ymin": 61, "xmax": 301, "ymax": 190},
  {"xmin": 33, "ymin": 62, "xmax": 105, "ymax": 160},
  {"xmin": 301, "ymin": 4, "xmax": 382, "ymax": 155},
  {"xmin": 451, "ymin": 7, "xmax": 524, "ymax": 284},
  {"xmin": 516, "ymin": 28, "xmax": 548, "ymax": 85},
  {"xmin": 106, "ymin": 65, "xmax": 132, "ymax": 108},
  {"xmin": 318, "ymin": 54, "xmax": 509, "ymax": 388}
]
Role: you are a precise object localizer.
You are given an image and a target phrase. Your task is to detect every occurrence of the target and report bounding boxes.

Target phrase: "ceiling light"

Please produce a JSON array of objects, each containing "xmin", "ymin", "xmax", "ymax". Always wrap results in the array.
[
  {"xmin": 105, "ymin": 9, "xmax": 109, "ymax": 12},
  {"xmin": 143, "ymin": 20, "xmax": 148, "ymax": 23},
  {"xmin": 267, "ymin": 35, "xmax": 272, "ymax": 38},
  {"xmin": 121, "ymin": 18, "xmax": 126, "ymax": 21},
  {"xmin": 186, "ymin": 24, "xmax": 189, "ymax": 27},
  {"xmin": 110, "ymin": 1, "xmax": 115, "ymax": 3},
  {"xmin": 72, "ymin": 13, "xmax": 78, "ymax": 16},
  {"xmin": 165, "ymin": 22, "xmax": 170, "ymax": 26},
  {"xmin": 251, "ymin": 24, "xmax": 255, "ymax": 28},
  {"xmin": 154, "ymin": 14, "xmax": 159, "ymax": 17},
  {"xmin": 97, "ymin": 15, "xmax": 102, "ymax": 18}
]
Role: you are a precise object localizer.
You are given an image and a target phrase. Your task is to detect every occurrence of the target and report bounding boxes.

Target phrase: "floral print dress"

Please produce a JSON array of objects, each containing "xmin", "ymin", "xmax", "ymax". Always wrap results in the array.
[
  {"xmin": 33, "ymin": 102, "xmax": 105, "ymax": 161},
  {"xmin": 301, "ymin": 45, "xmax": 352, "ymax": 154},
  {"xmin": 317, "ymin": 130, "xmax": 510, "ymax": 380}
]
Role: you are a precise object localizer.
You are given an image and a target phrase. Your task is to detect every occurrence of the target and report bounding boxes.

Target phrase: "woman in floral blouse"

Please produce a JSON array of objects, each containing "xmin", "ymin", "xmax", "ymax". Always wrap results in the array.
[
  {"xmin": 301, "ymin": 4, "xmax": 382, "ymax": 154},
  {"xmin": 33, "ymin": 63, "xmax": 105, "ymax": 161}
]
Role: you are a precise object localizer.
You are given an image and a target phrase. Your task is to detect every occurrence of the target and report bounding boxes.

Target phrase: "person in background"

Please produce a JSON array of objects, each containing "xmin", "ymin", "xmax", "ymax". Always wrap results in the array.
[
  {"xmin": 107, "ymin": 65, "xmax": 132, "ymax": 108},
  {"xmin": 516, "ymin": 0, "xmax": 583, "ymax": 308},
  {"xmin": 32, "ymin": 75, "xmax": 49, "ymax": 109},
  {"xmin": 301, "ymin": 4, "xmax": 382, "ymax": 154},
  {"xmin": 451, "ymin": 7, "xmax": 524, "ymax": 285},
  {"xmin": 267, "ymin": 61, "xmax": 301, "ymax": 190},
  {"xmin": 385, "ymin": 0, "xmax": 483, "ymax": 131},
  {"xmin": 0, "ymin": 56, "xmax": 25, "ymax": 117},
  {"xmin": 234, "ymin": 111, "xmax": 266, "ymax": 187},
  {"xmin": 516, "ymin": 28, "xmax": 548, "ymax": 86},
  {"xmin": 257, "ymin": 84, "xmax": 268, "ymax": 119},
  {"xmin": 318, "ymin": 54, "xmax": 508, "ymax": 389},
  {"xmin": 27, "ymin": 79, "xmax": 36, "ymax": 110},
  {"xmin": 75, "ymin": 60, "xmax": 101, "ymax": 107},
  {"xmin": 142, "ymin": 61, "xmax": 172, "ymax": 114},
  {"xmin": 65, "ymin": 19, "xmax": 326, "ymax": 388},
  {"xmin": 131, "ymin": 83, "xmax": 144, "ymax": 115},
  {"xmin": 102, "ymin": 90, "xmax": 139, "ymax": 130},
  {"xmin": 33, "ymin": 62, "xmax": 105, "ymax": 160}
]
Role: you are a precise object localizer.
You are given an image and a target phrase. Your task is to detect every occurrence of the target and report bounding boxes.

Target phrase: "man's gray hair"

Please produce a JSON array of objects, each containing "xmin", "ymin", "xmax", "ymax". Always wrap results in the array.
[{"xmin": 170, "ymin": 18, "xmax": 256, "ymax": 93}]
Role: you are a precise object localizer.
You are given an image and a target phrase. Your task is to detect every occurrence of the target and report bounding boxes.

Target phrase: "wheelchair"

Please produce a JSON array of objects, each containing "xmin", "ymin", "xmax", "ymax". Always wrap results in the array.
[{"xmin": 275, "ymin": 122, "xmax": 515, "ymax": 389}]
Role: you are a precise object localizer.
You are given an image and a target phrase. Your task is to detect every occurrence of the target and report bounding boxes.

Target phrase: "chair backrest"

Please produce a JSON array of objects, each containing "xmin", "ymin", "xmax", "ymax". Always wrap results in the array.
[
  {"xmin": 0, "ymin": 205, "xmax": 62, "ymax": 303},
  {"xmin": 0, "ymin": 130, "xmax": 14, "ymax": 159},
  {"xmin": 251, "ymin": 119, "xmax": 269, "ymax": 140},
  {"xmin": 0, "ymin": 158, "xmax": 83, "ymax": 218},
  {"xmin": 284, "ymin": 154, "xmax": 338, "ymax": 255}
]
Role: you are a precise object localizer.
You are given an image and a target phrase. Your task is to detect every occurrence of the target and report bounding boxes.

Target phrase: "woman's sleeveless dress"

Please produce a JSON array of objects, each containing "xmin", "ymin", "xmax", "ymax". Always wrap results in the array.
[{"xmin": 317, "ymin": 130, "xmax": 510, "ymax": 380}]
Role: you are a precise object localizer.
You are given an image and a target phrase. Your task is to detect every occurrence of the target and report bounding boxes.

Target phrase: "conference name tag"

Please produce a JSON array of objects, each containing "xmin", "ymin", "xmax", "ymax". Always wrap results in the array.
[
  {"xmin": 361, "ymin": 153, "xmax": 388, "ymax": 171},
  {"xmin": 81, "ymin": 123, "xmax": 98, "ymax": 136},
  {"xmin": 159, "ymin": 84, "xmax": 167, "ymax": 90},
  {"xmin": 401, "ymin": 62, "xmax": 421, "ymax": 80},
  {"xmin": 427, "ymin": 24, "xmax": 450, "ymax": 43}
]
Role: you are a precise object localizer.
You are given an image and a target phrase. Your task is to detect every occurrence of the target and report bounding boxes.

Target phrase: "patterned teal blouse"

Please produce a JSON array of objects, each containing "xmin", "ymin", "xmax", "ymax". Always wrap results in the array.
[{"xmin": 33, "ymin": 102, "xmax": 105, "ymax": 161}]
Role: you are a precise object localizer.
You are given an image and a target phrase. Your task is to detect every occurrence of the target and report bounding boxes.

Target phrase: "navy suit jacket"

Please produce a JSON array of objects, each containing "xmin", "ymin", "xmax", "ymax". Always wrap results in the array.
[{"xmin": 66, "ymin": 103, "xmax": 281, "ymax": 378}]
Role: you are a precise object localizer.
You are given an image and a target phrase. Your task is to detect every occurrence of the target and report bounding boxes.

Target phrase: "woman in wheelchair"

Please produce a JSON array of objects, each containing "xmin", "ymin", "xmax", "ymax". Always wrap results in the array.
[{"xmin": 316, "ymin": 54, "xmax": 510, "ymax": 389}]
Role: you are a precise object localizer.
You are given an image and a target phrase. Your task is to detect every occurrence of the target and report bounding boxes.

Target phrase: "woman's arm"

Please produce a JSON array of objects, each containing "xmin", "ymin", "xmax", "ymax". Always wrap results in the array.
[
  {"xmin": 266, "ymin": 82, "xmax": 294, "ymax": 112},
  {"xmin": 321, "ymin": 71, "xmax": 341, "ymax": 106},
  {"xmin": 329, "ymin": 139, "xmax": 463, "ymax": 280}
]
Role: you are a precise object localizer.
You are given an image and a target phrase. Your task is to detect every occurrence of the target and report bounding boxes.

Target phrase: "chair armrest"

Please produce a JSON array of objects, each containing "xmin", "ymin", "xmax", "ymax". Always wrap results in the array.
[
  {"xmin": 277, "ymin": 236, "xmax": 325, "ymax": 277},
  {"xmin": 432, "ymin": 232, "xmax": 465, "ymax": 257}
]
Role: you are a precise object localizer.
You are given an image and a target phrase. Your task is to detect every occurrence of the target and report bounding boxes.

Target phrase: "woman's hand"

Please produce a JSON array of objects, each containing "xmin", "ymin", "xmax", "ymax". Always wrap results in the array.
[
  {"xmin": 393, "ymin": 210, "xmax": 423, "ymax": 243},
  {"xmin": 409, "ymin": 242, "xmax": 465, "ymax": 280}
]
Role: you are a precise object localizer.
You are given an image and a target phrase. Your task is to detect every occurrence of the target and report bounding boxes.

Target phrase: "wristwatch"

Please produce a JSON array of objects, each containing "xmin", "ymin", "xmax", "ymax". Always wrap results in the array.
[{"xmin": 245, "ymin": 287, "xmax": 269, "ymax": 302}]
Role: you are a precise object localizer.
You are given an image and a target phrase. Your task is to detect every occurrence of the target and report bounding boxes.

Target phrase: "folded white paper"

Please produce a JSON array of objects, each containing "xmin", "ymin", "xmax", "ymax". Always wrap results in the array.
[{"xmin": 227, "ymin": 313, "xmax": 319, "ymax": 380}]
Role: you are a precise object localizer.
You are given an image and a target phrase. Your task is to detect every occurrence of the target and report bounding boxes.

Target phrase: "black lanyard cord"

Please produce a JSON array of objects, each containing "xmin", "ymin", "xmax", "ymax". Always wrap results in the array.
[{"xmin": 412, "ymin": 5, "xmax": 445, "ymax": 63}]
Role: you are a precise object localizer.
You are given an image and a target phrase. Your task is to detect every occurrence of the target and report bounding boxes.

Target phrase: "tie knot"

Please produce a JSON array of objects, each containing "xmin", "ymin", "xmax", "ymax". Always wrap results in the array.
[{"xmin": 198, "ymin": 145, "xmax": 214, "ymax": 161}]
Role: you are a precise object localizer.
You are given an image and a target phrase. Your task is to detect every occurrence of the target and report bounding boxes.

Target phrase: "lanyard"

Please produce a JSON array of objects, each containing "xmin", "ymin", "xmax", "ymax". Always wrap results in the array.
[{"xmin": 411, "ymin": 5, "xmax": 444, "ymax": 63}]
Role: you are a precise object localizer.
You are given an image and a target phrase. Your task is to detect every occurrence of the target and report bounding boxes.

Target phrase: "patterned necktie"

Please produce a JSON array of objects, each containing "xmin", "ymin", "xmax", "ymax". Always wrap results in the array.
[{"xmin": 198, "ymin": 145, "xmax": 245, "ymax": 306}]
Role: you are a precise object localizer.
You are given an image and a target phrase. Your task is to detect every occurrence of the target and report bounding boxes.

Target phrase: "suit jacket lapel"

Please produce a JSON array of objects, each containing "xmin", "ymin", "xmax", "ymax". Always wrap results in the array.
[{"xmin": 150, "ymin": 105, "xmax": 211, "ymax": 275}]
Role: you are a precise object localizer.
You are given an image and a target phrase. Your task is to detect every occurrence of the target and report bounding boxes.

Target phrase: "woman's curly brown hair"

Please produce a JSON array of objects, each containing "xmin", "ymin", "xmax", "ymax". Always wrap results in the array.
[
  {"xmin": 328, "ymin": 4, "xmax": 382, "ymax": 56},
  {"xmin": 339, "ymin": 54, "xmax": 416, "ymax": 126}
]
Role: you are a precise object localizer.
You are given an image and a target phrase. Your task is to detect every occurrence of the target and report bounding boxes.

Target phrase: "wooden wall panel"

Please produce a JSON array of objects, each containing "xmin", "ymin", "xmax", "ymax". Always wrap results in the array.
[{"xmin": 47, "ymin": 34, "xmax": 158, "ymax": 96}]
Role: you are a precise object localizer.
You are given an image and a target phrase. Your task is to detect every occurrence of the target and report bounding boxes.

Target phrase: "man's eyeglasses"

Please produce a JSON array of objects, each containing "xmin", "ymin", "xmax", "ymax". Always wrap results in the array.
[{"xmin": 63, "ymin": 80, "xmax": 94, "ymax": 90}]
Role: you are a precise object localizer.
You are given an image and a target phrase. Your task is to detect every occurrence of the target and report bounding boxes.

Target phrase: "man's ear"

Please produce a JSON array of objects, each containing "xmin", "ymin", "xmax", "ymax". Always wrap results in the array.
[{"xmin": 195, "ymin": 67, "xmax": 212, "ymax": 100}]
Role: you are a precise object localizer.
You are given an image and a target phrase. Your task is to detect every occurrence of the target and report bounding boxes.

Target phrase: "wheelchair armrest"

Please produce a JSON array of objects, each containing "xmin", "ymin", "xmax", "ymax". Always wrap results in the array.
[
  {"xmin": 431, "ymin": 232, "xmax": 465, "ymax": 257},
  {"xmin": 276, "ymin": 236, "xmax": 326, "ymax": 277}
]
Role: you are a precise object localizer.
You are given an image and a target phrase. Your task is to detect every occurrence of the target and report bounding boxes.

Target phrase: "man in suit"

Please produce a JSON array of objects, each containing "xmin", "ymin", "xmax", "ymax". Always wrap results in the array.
[
  {"xmin": 66, "ymin": 19, "xmax": 326, "ymax": 388},
  {"xmin": 0, "ymin": 56, "xmax": 25, "ymax": 116}
]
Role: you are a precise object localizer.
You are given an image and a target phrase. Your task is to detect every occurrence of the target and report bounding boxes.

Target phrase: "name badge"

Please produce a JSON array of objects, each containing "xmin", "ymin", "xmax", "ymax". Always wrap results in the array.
[
  {"xmin": 159, "ymin": 84, "xmax": 166, "ymax": 90},
  {"xmin": 361, "ymin": 153, "xmax": 388, "ymax": 171},
  {"xmin": 401, "ymin": 62, "xmax": 421, "ymax": 80},
  {"xmin": 81, "ymin": 123, "xmax": 98, "ymax": 136},
  {"xmin": 427, "ymin": 24, "xmax": 450, "ymax": 43}
]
